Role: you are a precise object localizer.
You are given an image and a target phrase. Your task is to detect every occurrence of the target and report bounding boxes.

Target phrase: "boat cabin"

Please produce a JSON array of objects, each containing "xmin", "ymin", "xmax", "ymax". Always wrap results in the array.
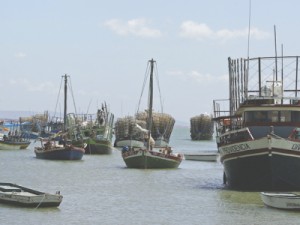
[{"xmin": 236, "ymin": 104, "xmax": 300, "ymax": 139}]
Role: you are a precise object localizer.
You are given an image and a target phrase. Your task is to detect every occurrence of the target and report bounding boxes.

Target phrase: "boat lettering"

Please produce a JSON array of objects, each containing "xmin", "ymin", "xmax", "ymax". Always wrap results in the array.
[
  {"xmin": 222, "ymin": 143, "xmax": 251, "ymax": 154},
  {"xmin": 287, "ymin": 203, "xmax": 300, "ymax": 207},
  {"xmin": 291, "ymin": 144, "xmax": 300, "ymax": 151}
]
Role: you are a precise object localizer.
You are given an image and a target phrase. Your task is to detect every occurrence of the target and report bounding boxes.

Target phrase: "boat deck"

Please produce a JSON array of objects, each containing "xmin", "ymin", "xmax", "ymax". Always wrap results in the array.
[{"xmin": 0, "ymin": 185, "xmax": 38, "ymax": 196}]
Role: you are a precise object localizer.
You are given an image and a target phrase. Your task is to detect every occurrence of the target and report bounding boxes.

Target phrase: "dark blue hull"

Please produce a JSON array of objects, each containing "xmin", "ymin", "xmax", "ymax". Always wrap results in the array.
[
  {"xmin": 223, "ymin": 150, "xmax": 300, "ymax": 191},
  {"xmin": 35, "ymin": 147, "xmax": 84, "ymax": 160}
]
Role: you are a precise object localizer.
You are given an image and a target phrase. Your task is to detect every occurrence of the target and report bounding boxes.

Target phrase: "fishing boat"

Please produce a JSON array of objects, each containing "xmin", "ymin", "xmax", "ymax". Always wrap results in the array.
[
  {"xmin": 121, "ymin": 59, "xmax": 183, "ymax": 169},
  {"xmin": 74, "ymin": 103, "xmax": 115, "ymax": 154},
  {"xmin": 213, "ymin": 55, "xmax": 300, "ymax": 190},
  {"xmin": 260, "ymin": 192, "xmax": 300, "ymax": 210},
  {"xmin": 0, "ymin": 182, "xmax": 62, "ymax": 208},
  {"xmin": 34, "ymin": 74, "xmax": 85, "ymax": 160},
  {"xmin": 184, "ymin": 152, "xmax": 218, "ymax": 162},
  {"xmin": 0, "ymin": 130, "xmax": 31, "ymax": 150}
]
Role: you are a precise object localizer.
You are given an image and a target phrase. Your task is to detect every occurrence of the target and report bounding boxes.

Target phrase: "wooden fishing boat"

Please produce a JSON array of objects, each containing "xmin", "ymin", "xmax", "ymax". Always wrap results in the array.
[
  {"xmin": 260, "ymin": 192, "xmax": 300, "ymax": 210},
  {"xmin": 121, "ymin": 59, "xmax": 183, "ymax": 169},
  {"xmin": 74, "ymin": 103, "xmax": 115, "ymax": 154},
  {"xmin": 213, "ymin": 55, "xmax": 300, "ymax": 190},
  {"xmin": 0, "ymin": 183, "xmax": 62, "ymax": 208},
  {"xmin": 0, "ymin": 133, "xmax": 31, "ymax": 150},
  {"xmin": 184, "ymin": 152, "xmax": 218, "ymax": 162},
  {"xmin": 35, "ymin": 138, "xmax": 85, "ymax": 160},
  {"xmin": 122, "ymin": 146, "xmax": 183, "ymax": 169},
  {"xmin": 34, "ymin": 74, "xmax": 85, "ymax": 160}
]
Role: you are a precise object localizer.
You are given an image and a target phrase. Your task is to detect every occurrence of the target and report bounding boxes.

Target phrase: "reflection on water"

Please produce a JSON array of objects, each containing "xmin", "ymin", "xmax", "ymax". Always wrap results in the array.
[{"xmin": 219, "ymin": 190, "xmax": 263, "ymax": 205}]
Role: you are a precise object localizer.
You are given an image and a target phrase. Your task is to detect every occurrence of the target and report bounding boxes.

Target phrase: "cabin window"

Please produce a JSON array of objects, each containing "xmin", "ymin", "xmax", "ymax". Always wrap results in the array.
[
  {"xmin": 244, "ymin": 110, "xmax": 296, "ymax": 122},
  {"xmin": 291, "ymin": 111, "xmax": 300, "ymax": 122},
  {"xmin": 256, "ymin": 111, "xmax": 269, "ymax": 122},
  {"xmin": 244, "ymin": 111, "xmax": 280, "ymax": 122},
  {"xmin": 244, "ymin": 111, "xmax": 253, "ymax": 122},
  {"xmin": 269, "ymin": 111, "xmax": 278, "ymax": 122},
  {"xmin": 245, "ymin": 111, "xmax": 272, "ymax": 122},
  {"xmin": 279, "ymin": 111, "xmax": 291, "ymax": 122}
]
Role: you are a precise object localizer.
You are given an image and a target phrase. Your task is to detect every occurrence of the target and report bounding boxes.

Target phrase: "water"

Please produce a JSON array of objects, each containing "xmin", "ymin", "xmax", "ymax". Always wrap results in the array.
[{"xmin": 1, "ymin": 126, "xmax": 300, "ymax": 225}]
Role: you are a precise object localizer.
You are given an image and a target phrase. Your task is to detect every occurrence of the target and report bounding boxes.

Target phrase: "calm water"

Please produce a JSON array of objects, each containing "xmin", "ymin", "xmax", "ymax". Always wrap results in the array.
[{"xmin": 1, "ymin": 126, "xmax": 300, "ymax": 225}]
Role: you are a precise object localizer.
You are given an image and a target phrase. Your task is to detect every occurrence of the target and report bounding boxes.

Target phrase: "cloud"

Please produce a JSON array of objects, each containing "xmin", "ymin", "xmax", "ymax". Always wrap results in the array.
[
  {"xmin": 179, "ymin": 21, "xmax": 270, "ymax": 41},
  {"xmin": 104, "ymin": 18, "xmax": 162, "ymax": 38},
  {"xmin": 15, "ymin": 52, "xmax": 26, "ymax": 58}
]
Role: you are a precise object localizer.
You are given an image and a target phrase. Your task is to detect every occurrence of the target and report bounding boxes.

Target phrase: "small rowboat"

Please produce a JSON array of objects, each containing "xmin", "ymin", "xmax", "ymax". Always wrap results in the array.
[
  {"xmin": 260, "ymin": 192, "xmax": 300, "ymax": 210},
  {"xmin": 184, "ymin": 152, "xmax": 218, "ymax": 162},
  {"xmin": 0, "ymin": 183, "xmax": 63, "ymax": 208}
]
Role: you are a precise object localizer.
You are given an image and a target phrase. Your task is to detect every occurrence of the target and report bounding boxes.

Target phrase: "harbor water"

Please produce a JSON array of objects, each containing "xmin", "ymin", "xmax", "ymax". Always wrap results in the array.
[{"xmin": 1, "ymin": 126, "xmax": 300, "ymax": 225}]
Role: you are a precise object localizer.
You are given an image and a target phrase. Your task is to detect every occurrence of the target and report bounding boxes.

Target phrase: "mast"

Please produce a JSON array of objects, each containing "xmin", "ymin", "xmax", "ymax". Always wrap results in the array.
[
  {"xmin": 147, "ymin": 59, "xmax": 155, "ymax": 150},
  {"xmin": 63, "ymin": 74, "xmax": 68, "ymax": 132}
]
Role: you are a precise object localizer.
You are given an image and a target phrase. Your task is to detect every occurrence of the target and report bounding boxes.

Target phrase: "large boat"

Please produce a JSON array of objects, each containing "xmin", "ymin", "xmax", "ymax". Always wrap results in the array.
[
  {"xmin": 121, "ymin": 59, "xmax": 183, "ymax": 169},
  {"xmin": 0, "ymin": 182, "xmax": 62, "ymax": 208},
  {"xmin": 34, "ymin": 74, "xmax": 85, "ymax": 160},
  {"xmin": 74, "ymin": 103, "xmax": 115, "ymax": 154},
  {"xmin": 213, "ymin": 56, "xmax": 300, "ymax": 191}
]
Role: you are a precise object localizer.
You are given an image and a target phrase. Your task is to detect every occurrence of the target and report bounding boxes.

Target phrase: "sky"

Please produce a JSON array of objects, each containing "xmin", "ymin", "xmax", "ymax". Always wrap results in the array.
[{"xmin": 1, "ymin": 0, "xmax": 300, "ymax": 125}]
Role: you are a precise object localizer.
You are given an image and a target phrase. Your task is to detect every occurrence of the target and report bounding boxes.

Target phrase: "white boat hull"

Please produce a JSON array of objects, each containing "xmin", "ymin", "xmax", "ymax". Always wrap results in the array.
[
  {"xmin": 184, "ymin": 153, "xmax": 218, "ymax": 162},
  {"xmin": 0, "ymin": 183, "xmax": 62, "ymax": 207},
  {"xmin": 0, "ymin": 192, "xmax": 62, "ymax": 206},
  {"xmin": 260, "ymin": 192, "xmax": 300, "ymax": 210}
]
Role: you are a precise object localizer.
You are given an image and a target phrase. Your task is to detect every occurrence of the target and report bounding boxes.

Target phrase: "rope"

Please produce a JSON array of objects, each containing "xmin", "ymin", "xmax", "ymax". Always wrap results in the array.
[
  {"xmin": 154, "ymin": 61, "xmax": 164, "ymax": 113},
  {"xmin": 68, "ymin": 76, "xmax": 78, "ymax": 116},
  {"xmin": 52, "ymin": 77, "xmax": 64, "ymax": 120},
  {"xmin": 34, "ymin": 193, "xmax": 46, "ymax": 209},
  {"xmin": 136, "ymin": 62, "xmax": 150, "ymax": 114}
]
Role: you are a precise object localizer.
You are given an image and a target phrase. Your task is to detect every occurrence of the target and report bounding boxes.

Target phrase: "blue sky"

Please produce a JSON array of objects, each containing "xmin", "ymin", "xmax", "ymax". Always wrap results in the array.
[{"xmin": 1, "ymin": 0, "xmax": 300, "ymax": 124}]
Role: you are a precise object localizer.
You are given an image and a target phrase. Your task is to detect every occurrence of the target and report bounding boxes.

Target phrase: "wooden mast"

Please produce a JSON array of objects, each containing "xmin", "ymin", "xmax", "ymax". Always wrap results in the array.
[{"xmin": 147, "ymin": 59, "xmax": 155, "ymax": 150}]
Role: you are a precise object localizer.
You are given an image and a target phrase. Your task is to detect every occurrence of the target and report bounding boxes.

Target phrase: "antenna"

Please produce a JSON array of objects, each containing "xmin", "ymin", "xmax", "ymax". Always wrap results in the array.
[
  {"xmin": 274, "ymin": 25, "xmax": 278, "ymax": 81},
  {"xmin": 245, "ymin": 0, "xmax": 251, "ymax": 102},
  {"xmin": 281, "ymin": 44, "xmax": 283, "ymax": 82},
  {"xmin": 247, "ymin": 0, "xmax": 252, "ymax": 59}
]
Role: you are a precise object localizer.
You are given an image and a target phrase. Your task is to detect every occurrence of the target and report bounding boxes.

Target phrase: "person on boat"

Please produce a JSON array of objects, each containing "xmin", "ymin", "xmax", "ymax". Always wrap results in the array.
[
  {"xmin": 91, "ymin": 130, "xmax": 96, "ymax": 138},
  {"xmin": 3, "ymin": 135, "xmax": 7, "ymax": 141},
  {"xmin": 122, "ymin": 146, "xmax": 129, "ymax": 153},
  {"xmin": 166, "ymin": 147, "xmax": 172, "ymax": 155},
  {"xmin": 44, "ymin": 140, "xmax": 52, "ymax": 150},
  {"xmin": 150, "ymin": 136, "xmax": 155, "ymax": 150}
]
